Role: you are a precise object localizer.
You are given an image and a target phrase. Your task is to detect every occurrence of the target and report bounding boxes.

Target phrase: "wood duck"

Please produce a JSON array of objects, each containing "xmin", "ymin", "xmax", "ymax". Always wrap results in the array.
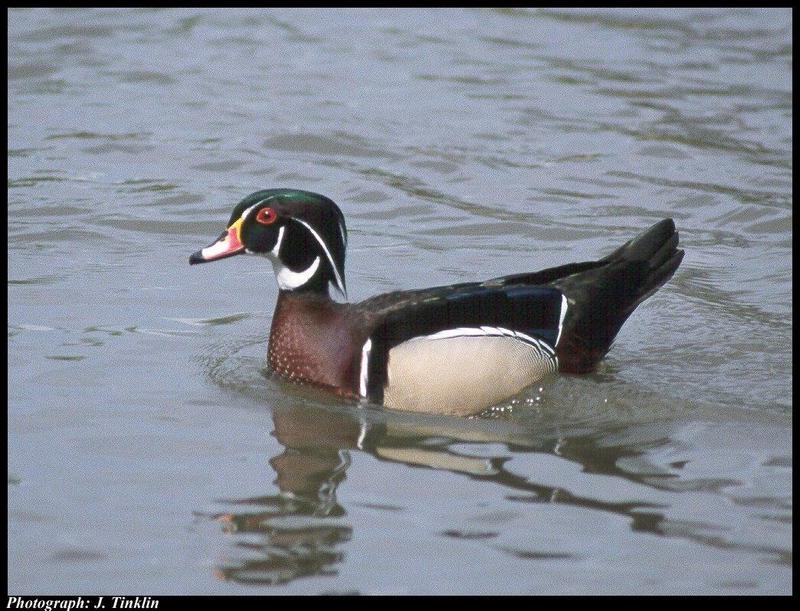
[{"xmin": 190, "ymin": 189, "xmax": 684, "ymax": 416}]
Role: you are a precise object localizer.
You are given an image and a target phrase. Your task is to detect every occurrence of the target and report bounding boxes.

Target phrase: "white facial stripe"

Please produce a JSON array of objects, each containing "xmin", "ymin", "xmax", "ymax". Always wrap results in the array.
[
  {"xmin": 270, "ymin": 225, "xmax": 285, "ymax": 257},
  {"xmin": 241, "ymin": 203, "xmax": 260, "ymax": 220},
  {"xmin": 274, "ymin": 256, "xmax": 320, "ymax": 290},
  {"xmin": 245, "ymin": 224, "xmax": 284, "ymax": 258},
  {"xmin": 252, "ymin": 224, "xmax": 321, "ymax": 292},
  {"xmin": 290, "ymin": 217, "xmax": 346, "ymax": 296},
  {"xmin": 555, "ymin": 294, "xmax": 568, "ymax": 347},
  {"xmin": 359, "ymin": 338, "xmax": 372, "ymax": 398}
]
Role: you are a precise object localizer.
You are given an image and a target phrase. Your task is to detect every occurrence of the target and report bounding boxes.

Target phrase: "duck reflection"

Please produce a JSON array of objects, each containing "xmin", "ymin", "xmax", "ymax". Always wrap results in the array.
[
  {"xmin": 212, "ymin": 404, "xmax": 354, "ymax": 586},
  {"xmin": 212, "ymin": 391, "xmax": 682, "ymax": 586}
]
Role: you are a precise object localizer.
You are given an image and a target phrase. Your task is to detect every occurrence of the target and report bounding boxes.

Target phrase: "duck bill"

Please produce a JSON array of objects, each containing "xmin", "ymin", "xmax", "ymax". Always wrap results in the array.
[{"xmin": 189, "ymin": 218, "xmax": 245, "ymax": 265}]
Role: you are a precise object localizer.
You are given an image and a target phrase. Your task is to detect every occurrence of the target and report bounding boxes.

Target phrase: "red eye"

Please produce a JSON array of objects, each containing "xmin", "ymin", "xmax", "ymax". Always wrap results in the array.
[{"xmin": 255, "ymin": 207, "xmax": 277, "ymax": 225}]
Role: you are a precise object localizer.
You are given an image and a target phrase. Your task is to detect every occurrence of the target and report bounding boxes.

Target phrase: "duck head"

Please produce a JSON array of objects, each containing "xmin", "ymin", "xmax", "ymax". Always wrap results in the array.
[{"xmin": 190, "ymin": 189, "xmax": 347, "ymax": 298}]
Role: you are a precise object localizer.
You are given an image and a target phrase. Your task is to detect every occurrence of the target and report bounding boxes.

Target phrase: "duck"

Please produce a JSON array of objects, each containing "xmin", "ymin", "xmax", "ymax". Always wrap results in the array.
[{"xmin": 190, "ymin": 189, "xmax": 684, "ymax": 416}]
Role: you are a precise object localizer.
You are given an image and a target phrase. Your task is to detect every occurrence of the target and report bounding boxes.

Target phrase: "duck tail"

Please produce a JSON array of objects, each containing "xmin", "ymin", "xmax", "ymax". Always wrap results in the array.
[{"xmin": 552, "ymin": 219, "xmax": 684, "ymax": 372}]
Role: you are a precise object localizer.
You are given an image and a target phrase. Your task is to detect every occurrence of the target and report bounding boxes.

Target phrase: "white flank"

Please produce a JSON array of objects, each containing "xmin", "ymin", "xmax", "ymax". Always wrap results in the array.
[
  {"xmin": 555, "ymin": 294, "xmax": 568, "ymax": 347},
  {"xmin": 275, "ymin": 256, "xmax": 320, "ymax": 290},
  {"xmin": 359, "ymin": 338, "xmax": 372, "ymax": 398},
  {"xmin": 291, "ymin": 217, "xmax": 346, "ymax": 297}
]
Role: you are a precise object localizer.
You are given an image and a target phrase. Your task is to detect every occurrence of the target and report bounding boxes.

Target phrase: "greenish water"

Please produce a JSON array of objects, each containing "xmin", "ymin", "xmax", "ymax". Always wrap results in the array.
[{"xmin": 8, "ymin": 8, "xmax": 791, "ymax": 594}]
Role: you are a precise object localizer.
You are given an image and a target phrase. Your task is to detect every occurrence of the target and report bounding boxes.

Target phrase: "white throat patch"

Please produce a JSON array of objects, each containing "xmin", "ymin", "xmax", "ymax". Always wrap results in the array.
[
  {"xmin": 258, "ymin": 224, "xmax": 321, "ymax": 290},
  {"xmin": 247, "ymin": 217, "xmax": 346, "ymax": 297},
  {"xmin": 274, "ymin": 256, "xmax": 321, "ymax": 290}
]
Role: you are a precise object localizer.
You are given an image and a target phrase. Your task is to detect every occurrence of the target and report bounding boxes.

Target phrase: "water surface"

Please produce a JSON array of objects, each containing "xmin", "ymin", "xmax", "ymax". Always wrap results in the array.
[{"xmin": 8, "ymin": 8, "xmax": 792, "ymax": 595}]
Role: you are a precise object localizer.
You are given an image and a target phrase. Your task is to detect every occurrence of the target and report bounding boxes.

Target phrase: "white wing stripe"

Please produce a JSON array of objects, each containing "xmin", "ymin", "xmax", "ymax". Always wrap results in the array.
[
  {"xmin": 555, "ymin": 294, "xmax": 568, "ymax": 347},
  {"xmin": 359, "ymin": 338, "xmax": 372, "ymax": 398},
  {"xmin": 425, "ymin": 326, "xmax": 555, "ymax": 357}
]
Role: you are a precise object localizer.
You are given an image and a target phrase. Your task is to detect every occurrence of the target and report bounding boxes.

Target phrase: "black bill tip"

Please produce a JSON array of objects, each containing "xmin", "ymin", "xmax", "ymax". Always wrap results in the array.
[{"xmin": 189, "ymin": 250, "xmax": 206, "ymax": 265}]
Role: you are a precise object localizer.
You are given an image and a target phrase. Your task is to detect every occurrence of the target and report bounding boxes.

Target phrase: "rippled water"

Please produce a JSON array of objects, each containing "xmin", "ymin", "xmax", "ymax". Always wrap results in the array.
[{"xmin": 8, "ymin": 8, "xmax": 792, "ymax": 595}]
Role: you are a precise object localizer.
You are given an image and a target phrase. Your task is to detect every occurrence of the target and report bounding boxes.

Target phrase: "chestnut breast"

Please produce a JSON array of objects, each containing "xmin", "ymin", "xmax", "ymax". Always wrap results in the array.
[{"xmin": 268, "ymin": 292, "xmax": 365, "ymax": 397}]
